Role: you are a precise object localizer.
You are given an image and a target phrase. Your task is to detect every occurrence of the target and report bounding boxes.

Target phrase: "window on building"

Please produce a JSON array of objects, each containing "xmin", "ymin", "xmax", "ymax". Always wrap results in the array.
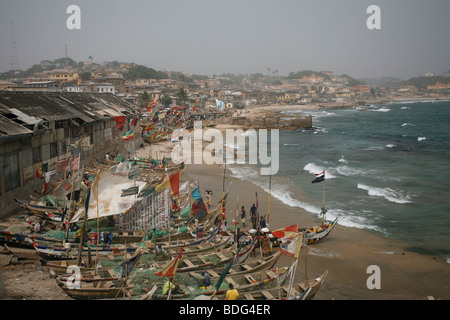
[
  {"xmin": 32, "ymin": 147, "xmax": 42, "ymax": 164},
  {"xmin": 50, "ymin": 142, "xmax": 57, "ymax": 158},
  {"xmin": 4, "ymin": 153, "xmax": 20, "ymax": 192}
]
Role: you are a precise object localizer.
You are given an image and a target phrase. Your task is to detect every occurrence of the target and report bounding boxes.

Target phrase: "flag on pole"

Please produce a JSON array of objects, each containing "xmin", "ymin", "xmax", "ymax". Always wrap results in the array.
[
  {"xmin": 122, "ymin": 130, "xmax": 135, "ymax": 140},
  {"xmin": 169, "ymin": 171, "xmax": 180, "ymax": 196},
  {"xmin": 155, "ymin": 177, "xmax": 171, "ymax": 192},
  {"xmin": 35, "ymin": 165, "xmax": 43, "ymax": 178},
  {"xmin": 155, "ymin": 242, "xmax": 186, "ymax": 277},
  {"xmin": 192, "ymin": 198, "xmax": 208, "ymax": 219},
  {"xmin": 84, "ymin": 187, "xmax": 91, "ymax": 214},
  {"xmin": 214, "ymin": 242, "xmax": 245, "ymax": 291},
  {"xmin": 191, "ymin": 187, "xmax": 202, "ymax": 200},
  {"xmin": 312, "ymin": 170, "xmax": 325, "ymax": 183},
  {"xmin": 280, "ymin": 232, "xmax": 304, "ymax": 257}
]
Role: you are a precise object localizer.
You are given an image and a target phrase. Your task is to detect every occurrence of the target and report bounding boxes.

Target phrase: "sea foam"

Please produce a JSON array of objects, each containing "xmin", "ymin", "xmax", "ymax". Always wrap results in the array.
[{"xmin": 357, "ymin": 183, "xmax": 412, "ymax": 204}]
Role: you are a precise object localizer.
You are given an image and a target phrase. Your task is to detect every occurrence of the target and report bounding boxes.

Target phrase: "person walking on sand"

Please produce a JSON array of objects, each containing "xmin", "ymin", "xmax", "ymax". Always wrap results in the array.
[{"xmin": 225, "ymin": 283, "xmax": 239, "ymax": 300}]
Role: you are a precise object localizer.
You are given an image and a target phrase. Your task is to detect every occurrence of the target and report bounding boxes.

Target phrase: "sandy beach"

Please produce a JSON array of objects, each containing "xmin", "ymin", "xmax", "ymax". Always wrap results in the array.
[
  {"xmin": 2, "ymin": 113, "xmax": 450, "ymax": 301},
  {"xmin": 182, "ymin": 162, "xmax": 450, "ymax": 300},
  {"xmin": 142, "ymin": 131, "xmax": 450, "ymax": 300}
]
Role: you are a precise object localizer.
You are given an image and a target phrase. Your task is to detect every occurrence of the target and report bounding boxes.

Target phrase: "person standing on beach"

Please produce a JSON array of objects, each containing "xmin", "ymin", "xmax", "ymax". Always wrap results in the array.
[
  {"xmin": 240, "ymin": 206, "xmax": 246, "ymax": 228},
  {"xmin": 250, "ymin": 204, "xmax": 257, "ymax": 229}
]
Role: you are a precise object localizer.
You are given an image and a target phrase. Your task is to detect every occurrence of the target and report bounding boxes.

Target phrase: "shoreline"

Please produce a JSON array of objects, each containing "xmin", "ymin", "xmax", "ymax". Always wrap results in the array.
[
  {"xmin": 177, "ymin": 100, "xmax": 450, "ymax": 299},
  {"xmin": 183, "ymin": 160, "xmax": 450, "ymax": 300}
]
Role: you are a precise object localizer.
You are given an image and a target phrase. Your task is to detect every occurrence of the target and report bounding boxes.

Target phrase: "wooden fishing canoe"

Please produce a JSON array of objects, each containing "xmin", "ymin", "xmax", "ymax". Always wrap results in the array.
[
  {"xmin": 242, "ymin": 270, "xmax": 328, "ymax": 300},
  {"xmin": 199, "ymin": 265, "xmax": 291, "ymax": 298},
  {"xmin": 188, "ymin": 251, "xmax": 282, "ymax": 280}
]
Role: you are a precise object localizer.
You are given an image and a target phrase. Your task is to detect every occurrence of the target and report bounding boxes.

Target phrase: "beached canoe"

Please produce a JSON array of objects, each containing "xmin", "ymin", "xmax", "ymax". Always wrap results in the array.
[
  {"xmin": 198, "ymin": 265, "xmax": 291, "ymax": 298},
  {"xmin": 242, "ymin": 270, "xmax": 328, "ymax": 300},
  {"xmin": 153, "ymin": 240, "xmax": 256, "ymax": 274},
  {"xmin": 301, "ymin": 218, "xmax": 338, "ymax": 244},
  {"xmin": 31, "ymin": 240, "xmax": 139, "ymax": 260},
  {"xmin": 56, "ymin": 268, "xmax": 119, "ymax": 284},
  {"xmin": 0, "ymin": 229, "xmax": 64, "ymax": 249},
  {"xmin": 160, "ymin": 234, "xmax": 233, "ymax": 257},
  {"xmin": 188, "ymin": 251, "xmax": 282, "ymax": 280},
  {"xmin": 55, "ymin": 277, "xmax": 133, "ymax": 300}
]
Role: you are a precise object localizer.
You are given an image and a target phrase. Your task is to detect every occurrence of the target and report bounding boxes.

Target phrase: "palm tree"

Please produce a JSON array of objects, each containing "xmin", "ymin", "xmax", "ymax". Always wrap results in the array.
[
  {"xmin": 88, "ymin": 55, "xmax": 94, "ymax": 63},
  {"xmin": 140, "ymin": 91, "xmax": 150, "ymax": 106},
  {"xmin": 176, "ymin": 88, "xmax": 188, "ymax": 106},
  {"xmin": 160, "ymin": 95, "xmax": 172, "ymax": 108}
]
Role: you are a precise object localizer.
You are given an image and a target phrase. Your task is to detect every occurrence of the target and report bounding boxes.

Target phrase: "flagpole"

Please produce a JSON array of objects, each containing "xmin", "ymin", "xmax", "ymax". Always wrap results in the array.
[
  {"xmin": 287, "ymin": 232, "xmax": 303, "ymax": 300},
  {"xmin": 219, "ymin": 157, "xmax": 226, "ymax": 239},
  {"xmin": 322, "ymin": 168, "xmax": 326, "ymax": 227},
  {"xmin": 95, "ymin": 168, "xmax": 101, "ymax": 274},
  {"xmin": 235, "ymin": 195, "xmax": 239, "ymax": 245},
  {"xmin": 267, "ymin": 171, "xmax": 272, "ymax": 228},
  {"xmin": 167, "ymin": 242, "xmax": 185, "ymax": 300}
]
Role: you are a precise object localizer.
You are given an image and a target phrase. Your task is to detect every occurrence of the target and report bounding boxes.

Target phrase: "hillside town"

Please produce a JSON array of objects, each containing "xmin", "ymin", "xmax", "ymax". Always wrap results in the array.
[{"xmin": 1, "ymin": 58, "xmax": 450, "ymax": 111}]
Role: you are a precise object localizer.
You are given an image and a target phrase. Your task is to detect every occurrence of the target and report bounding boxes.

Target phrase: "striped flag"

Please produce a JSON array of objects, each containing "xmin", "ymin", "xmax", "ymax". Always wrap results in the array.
[
  {"xmin": 155, "ymin": 243, "xmax": 185, "ymax": 277},
  {"xmin": 312, "ymin": 170, "xmax": 325, "ymax": 183}
]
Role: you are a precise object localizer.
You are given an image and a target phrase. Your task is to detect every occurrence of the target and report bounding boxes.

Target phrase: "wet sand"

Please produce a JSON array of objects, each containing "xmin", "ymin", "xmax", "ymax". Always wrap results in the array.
[{"xmin": 183, "ymin": 160, "xmax": 450, "ymax": 300}]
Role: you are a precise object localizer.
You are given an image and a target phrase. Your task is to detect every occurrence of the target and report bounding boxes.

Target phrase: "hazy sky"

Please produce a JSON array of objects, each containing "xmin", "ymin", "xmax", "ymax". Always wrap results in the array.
[{"xmin": 1, "ymin": 0, "xmax": 449, "ymax": 79}]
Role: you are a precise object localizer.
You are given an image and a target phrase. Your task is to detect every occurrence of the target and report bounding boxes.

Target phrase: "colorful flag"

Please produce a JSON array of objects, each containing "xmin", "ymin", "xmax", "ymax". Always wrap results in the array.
[
  {"xmin": 72, "ymin": 157, "xmax": 80, "ymax": 170},
  {"xmin": 312, "ymin": 170, "xmax": 325, "ymax": 183},
  {"xmin": 214, "ymin": 242, "xmax": 245, "ymax": 291},
  {"xmin": 114, "ymin": 116, "xmax": 126, "ymax": 123},
  {"xmin": 192, "ymin": 198, "xmax": 207, "ymax": 219},
  {"xmin": 191, "ymin": 187, "xmax": 202, "ymax": 200},
  {"xmin": 155, "ymin": 177, "xmax": 171, "ymax": 192},
  {"xmin": 169, "ymin": 171, "xmax": 179, "ymax": 196},
  {"xmin": 35, "ymin": 165, "xmax": 43, "ymax": 178},
  {"xmin": 85, "ymin": 187, "xmax": 91, "ymax": 214},
  {"xmin": 122, "ymin": 130, "xmax": 135, "ymax": 140},
  {"xmin": 271, "ymin": 224, "xmax": 298, "ymax": 240},
  {"xmin": 280, "ymin": 232, "xmax": 304, "ymax": 257},
  {"xmin": 155, "ymin": 243, "xmax": 185, "ymax": 277},
  {"xmin": 120, "ymin": 253, "xmax": 142, "ymax": 278}
]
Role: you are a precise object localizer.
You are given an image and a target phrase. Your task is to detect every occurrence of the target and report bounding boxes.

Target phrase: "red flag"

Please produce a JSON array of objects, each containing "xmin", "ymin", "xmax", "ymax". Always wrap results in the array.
[
  {"xmin": 271, "ymin": 224, "xmax": 298, "ymax": 240},
  {"xmin": 35, "ymin": 166, "xmax": 43, "ymax": 178},
  {"xmin": 114, "ymin": 116, "xmax": 126, "ymax": 123},
  {"xmin": 155, "ymin": 242, "xmax": 185, "ymax": 277},
  {"xmin": 169, "ymin": 171, "xmax": 180, "ymax": 196},
  {"xmin": 131, "ymin": 118, "xmax": 137, "ymax": 126}
]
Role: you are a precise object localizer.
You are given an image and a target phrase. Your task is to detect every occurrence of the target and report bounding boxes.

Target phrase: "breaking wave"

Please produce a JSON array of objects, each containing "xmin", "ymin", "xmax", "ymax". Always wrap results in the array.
[{"xmin": 357, "ymin": 183, "xmax": 412, "ymax": 204}]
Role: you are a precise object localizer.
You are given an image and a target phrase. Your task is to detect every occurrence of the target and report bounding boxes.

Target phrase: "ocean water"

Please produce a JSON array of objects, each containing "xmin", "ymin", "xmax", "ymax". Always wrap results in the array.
[{"xmin": 228, "ymin": 100, "xmax": 450, "ymax": 262}]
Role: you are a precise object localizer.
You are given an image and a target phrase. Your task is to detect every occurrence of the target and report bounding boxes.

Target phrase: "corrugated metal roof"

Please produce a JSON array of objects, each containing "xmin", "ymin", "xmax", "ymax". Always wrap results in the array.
[
  {"xmin": 0, "ymin": 92, "xmax": 137, "ymax": 137},
  {"xmin": 0, "ymin": 114, "xmax": 33, "ymax": 135}
]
